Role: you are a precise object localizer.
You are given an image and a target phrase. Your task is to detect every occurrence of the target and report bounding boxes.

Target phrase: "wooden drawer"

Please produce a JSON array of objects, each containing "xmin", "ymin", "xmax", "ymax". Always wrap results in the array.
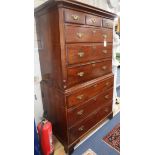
[
  {"xmin": 67, "ymin": 59, "xmax": 112, "ymax": 87},
  {"xmin": 67, "ymin": 88, "xmax": 113, "ymax": 127},
  {"xmin": 103, "ymin": 19, "xmax": 113, "ymax": 28},
  {"xmin": 66, "ymin": 43, "xmax": 112, "ymax": 65},
  {"xmin": 67, "ymin": 75, "xmax": 113, "ymax": 108},
  {"xmin": 86, "ymin": 14, "xmax": 102, "ymax": 26},
  {"xmin": 65, "ymin": 25, "xmax": 113, "ymax": 43},
  {"xmin": 69, "ymin": 101, "xmax": 112, "ymax": 144},
  {"xmin": 64, "ymin": 9, "xmax": 85, "ymax": 24}
]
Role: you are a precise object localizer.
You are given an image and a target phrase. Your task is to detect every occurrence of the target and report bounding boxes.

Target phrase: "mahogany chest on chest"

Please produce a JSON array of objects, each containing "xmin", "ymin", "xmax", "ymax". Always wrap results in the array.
[{"xmin": 35, "ymin": 0, "xmax": 116, "ymax": 153}]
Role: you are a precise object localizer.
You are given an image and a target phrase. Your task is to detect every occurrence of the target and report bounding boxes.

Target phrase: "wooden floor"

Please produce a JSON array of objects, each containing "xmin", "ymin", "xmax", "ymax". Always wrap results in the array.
[{"xmin": 53, "ymin": 135, "xmax": 66, "ymax": 155}]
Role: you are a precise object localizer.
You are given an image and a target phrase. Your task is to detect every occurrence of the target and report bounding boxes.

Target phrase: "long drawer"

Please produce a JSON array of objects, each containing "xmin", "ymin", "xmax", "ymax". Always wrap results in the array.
[
  {"xmin": 68, "ymin": 101, "xmax": 112, "ymax": 144},
  {"xmin": 66, "ymin": 74, "xmax": 113, "ymax": 108},
  {"xmin": 66, "ymin": 43, "xmax": 112, "ymax": 65},
  {"xmin": 67, "ymin": 59, "xmax": 112, "ymax": 87},
  {"xmin": 65, "ymin": 25, "xmax": 113, "ymax": 43},
  {"xmin": 67, "ymin": 88, "xmax": 113, "ymax": 127}
]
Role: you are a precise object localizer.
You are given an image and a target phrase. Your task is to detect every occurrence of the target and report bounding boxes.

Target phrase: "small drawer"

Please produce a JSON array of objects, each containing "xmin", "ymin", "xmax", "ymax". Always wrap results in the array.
[
  {"xmin": 65, "ymin": 25, "xmax": 113, "ymax": 43},
  {"xmin": 64, "ymin": 9, "xmax": 85, "ymax": 24},
  {"xmin": 68, "ymin": 102, "xmax": 112, "ymax": 144},
  {"xmin": 67, "ymin": 59, "xmax": 112, "ymax": 87},
  {"xmin": 66, "ymin": 43, "xmax": 112, "ymax": 65},
  {"xmin": 66, "ymin": 75, "xmax": 114, "ymax": 108},
  {"xmin": 67, "ymin": 88, "xmax": 113, "ymax": 127},
  {"xmin": 103, "ymin": 19, "xmax": 113, "ymax": 28},
  {"xmin": 86, "ymin": 14, "xmax": 102, "ymax": 26}
]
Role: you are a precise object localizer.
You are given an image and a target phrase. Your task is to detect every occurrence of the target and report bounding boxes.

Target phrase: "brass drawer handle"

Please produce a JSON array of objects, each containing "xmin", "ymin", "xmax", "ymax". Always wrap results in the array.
[
  {"xmin": 77, "ymin": 109, "xmax": 84, "ymax": 115},
  {"xmin": 106, "ymin": 82, "xmax": 109, "ymax": 86},
  {"xmin": 102, "ymin": 50, "xmax": 107, "ymax": 54},
  {"xmin": 77, "ymin": 32, "xmax": 84, "ymax": 38},
  {"xmin": 102, "ymin": 66, "xmax": 107, "ymax": 70},
  {"xmin": 77, "ymin": 94, "xmax": 84, "ymax": 100},
  {"xmin": 78, "ymin": 125, "xmax": 84, "ymax": 131},
  {"xmin": 72, "ymin": 15, "xmax": 79, "ymax": 20},
  {"xmin": 105, "ymin": 95, "xmax": 109, "ymax": 99},
  {"xmin": 77, "ymin": 72, "xmax": 84, "ymax": 77},
  {"xmin": 103, "ymin": 34, "xmax": 107, "ymax": 39},
  {"xmin": 78, "ymin": 52, "xmax": 84, "ymax": 57},
  {"xmin": 91, "ymin": 18, "xmax": 96, "ymax": 23}
]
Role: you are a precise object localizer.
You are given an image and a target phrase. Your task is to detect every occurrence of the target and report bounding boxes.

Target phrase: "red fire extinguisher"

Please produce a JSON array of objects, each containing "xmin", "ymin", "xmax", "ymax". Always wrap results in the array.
[{"xmin": 37, "ymin": 119, "xmax": 54, "ymax": 155}]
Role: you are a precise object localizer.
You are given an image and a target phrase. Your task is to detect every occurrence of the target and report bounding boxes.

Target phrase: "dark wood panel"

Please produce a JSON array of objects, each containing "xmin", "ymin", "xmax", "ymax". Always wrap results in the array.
[
  {"xmin": 66, "ymin": 43, "xmax": 112, "ymax": 65},
  {"xmin": 35, "ymin": 7, "xmax": 64, "ymax": 89},
  {"xmin": 69, "ymin": 101, "xmax": 112, "ymax": 144},
  {"xmin": 67, "ymin": 88, "xmax": 113, "ymax": 127},
  {"xmin": 65, "ymin": 25, "xmax": 113, "ymax": 43},
  {"xmin": 40, "ymin": 81, "xmax": 68, "ymax": 147},
  {"xmin": 67, "ymin": 75, "xmax": 113, "ymax": 107},
  {"xmin": 67, "ymin": 59, "xmax": 112, "ymax": 87}
]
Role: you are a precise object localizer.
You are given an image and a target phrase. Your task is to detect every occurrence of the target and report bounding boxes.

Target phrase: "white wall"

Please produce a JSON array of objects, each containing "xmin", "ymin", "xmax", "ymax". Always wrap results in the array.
[
  {"xmin": 77, "ymin": 0, "xmax": 114, "ymax": 12},
  {"xmin": 34, "ymin": 19, "xmax": 44, "ymax": 125},
  {"xmin": 34, "ymin": 0, "xmax": 119, "ymax": 125}
]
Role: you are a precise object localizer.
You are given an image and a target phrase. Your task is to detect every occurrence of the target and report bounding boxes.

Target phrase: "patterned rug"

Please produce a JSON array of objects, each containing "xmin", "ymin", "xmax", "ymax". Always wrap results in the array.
[{"xmin": 103, "ymin": 123, "xmax": 120, "ymax": 152}]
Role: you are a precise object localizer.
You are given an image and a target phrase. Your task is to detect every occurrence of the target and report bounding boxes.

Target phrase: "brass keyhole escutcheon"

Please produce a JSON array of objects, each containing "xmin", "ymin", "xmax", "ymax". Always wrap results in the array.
[
  {"xmin": 77, "ymin": 94, "xmax": 84, "ymax": 100},
  {"xmin": 77, "ymin": 109, "xmax": 84, "ymax": 115},
  {"xmin": 78, "ymin": 125, "xmax": 84, "ymax": 131},
  {"xmin": 78, "ymin": 51, "xmax": 84, "ymax": 58},
  {"xmin": 77, "ymin": 32, "xmax": 84, "ymax": 38},
  {"xmin": 72, "ymin": 15, "xmax": 79, "ymax": 20},
  {"xmin": 103, "ymin": 34, "xmax": 107, "ymax": 39},
  {"xmin": 77, "ymin": 72, "xmax": 84, "ymax": 77},
  {"xmin": 91, "ymin": 18, "xmax": 96, "ymax": 23}
]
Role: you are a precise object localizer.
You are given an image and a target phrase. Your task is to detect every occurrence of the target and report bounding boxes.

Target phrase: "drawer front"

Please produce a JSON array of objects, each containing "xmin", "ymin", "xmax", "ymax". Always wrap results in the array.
[
  {"xmin": 67, "ymin": 43, "xmax": 112, "ymax": 65},
  {"xmin": 67, "ymin": 75, "xmax": 113, "ymax": 108},
  {"xmin": 65, "ymin": 25, "xmax": 113, "ymax": 43},
  {"xmin": 103, "ymin": 19, "xmax": 113, "ymax": 28},
  {"xmin": 69, "ymin": 101, "xmax": 112, "ymax": 144},
  {"xmin": 86, "ymin": 14, "xmax": 102, "ymax": 26},
  {"xmin": 67, "ymin": 59, "xmax": 112, "ymax": 87},
  {"xmin": 67, "ymin": 88, "xmax": 113, "ymax": 127},
  {"xmin": 64, "ymin": 9, "xmax": 85, "ymax": 24}
]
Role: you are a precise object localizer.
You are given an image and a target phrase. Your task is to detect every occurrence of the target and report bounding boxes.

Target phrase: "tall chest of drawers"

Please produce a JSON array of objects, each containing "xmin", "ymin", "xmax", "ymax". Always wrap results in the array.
[{"xmin": 35, "ymin": 0, "xmax": 117, "ymax": 153}]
